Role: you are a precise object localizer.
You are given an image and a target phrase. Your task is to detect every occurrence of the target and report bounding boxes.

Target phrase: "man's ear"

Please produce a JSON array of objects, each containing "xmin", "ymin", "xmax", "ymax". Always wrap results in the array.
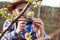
[
  {"xmin": 12, "ymin": 10, "xmax": 16, "ymax": 16},
  {"xmin": 12, "ymin": 10, "xmax": 15, "ymax": 14}
]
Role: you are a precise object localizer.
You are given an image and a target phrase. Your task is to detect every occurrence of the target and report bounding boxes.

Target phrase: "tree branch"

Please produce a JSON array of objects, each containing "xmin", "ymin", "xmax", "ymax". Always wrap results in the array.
[{"xmin": 0, "ymin": 2, "xmax": 31, "ymax": 39}]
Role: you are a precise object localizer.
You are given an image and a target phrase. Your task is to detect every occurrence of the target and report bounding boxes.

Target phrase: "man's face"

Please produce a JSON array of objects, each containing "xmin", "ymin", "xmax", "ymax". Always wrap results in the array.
[{"xmin": 13, "ymin": 3, "xmax": 29, "ymax": 17}]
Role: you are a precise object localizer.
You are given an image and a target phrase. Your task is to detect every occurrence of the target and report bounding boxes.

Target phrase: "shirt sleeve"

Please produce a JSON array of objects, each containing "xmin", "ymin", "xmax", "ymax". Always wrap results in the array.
[
  {"xmin": 1, "ymin": 19, "xmax": 18, "ymax": 40},
  {"xmin": 44, "ymin": 31, "xmax": 49, "ymax": 40},
  {"xmin": 42, "ymin": 26, "xmax": 49, "ymax": 40}
]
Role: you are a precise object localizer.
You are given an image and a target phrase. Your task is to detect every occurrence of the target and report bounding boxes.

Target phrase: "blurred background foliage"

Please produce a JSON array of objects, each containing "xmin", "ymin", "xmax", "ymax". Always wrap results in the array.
[{"xmin": 0, "ymin": 1, "xmax": 60, "ymax": 40}]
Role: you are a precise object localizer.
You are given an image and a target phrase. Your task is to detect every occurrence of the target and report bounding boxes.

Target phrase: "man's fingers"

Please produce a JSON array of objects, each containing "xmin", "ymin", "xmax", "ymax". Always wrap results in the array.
[
  {"xmin": 34, "ymin": 23, "xmax": 43, "ymax": 36},
  {"xmin": 18, "ymin": 21, "xmax": 26, "ymax": 27},
  {"xmin": 33, "ymin": 21, "xmax": 44, "ymax": 28},
  {"xmin": 32, "ymin": 18, "xmax": 44, "ymax": 26},
  {"xmin": 34, "ymin": 23, "xmax": 43, "ymax": 29}
]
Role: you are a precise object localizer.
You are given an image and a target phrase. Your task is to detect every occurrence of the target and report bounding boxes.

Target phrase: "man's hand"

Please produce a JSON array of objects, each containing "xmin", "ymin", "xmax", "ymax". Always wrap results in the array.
[
  {"xmin": 16, "ymin": 17, "xmax": 26, "ymax": 34},
  {"xmin": 32, "ymin": 18, "xmax": 44, "ymax": 37}
]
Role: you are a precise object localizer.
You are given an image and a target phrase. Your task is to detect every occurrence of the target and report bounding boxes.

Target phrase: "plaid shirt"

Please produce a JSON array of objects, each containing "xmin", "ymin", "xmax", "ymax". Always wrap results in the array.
[{"xmin": 1, "ymin": 19, "xmax": 49, "ymax": 40}]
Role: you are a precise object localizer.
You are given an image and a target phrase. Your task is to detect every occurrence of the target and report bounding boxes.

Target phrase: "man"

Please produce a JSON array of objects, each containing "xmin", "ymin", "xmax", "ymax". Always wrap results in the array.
[{"xmin": 1, "ymin": 0, "xmax": 49, "ymax": 40}]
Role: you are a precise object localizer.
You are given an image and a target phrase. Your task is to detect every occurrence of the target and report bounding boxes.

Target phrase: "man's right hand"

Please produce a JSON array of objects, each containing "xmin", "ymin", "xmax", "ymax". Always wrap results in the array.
[{"xmin": 16, "ymin": 17, "xmax": 26, "ymax": 34}]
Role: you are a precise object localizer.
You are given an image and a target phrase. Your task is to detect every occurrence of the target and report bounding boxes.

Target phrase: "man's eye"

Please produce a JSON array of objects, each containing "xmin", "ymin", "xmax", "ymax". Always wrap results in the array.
[{"xmin": 18, "ymin": 9, "xmax": 22, "ymax": 11}]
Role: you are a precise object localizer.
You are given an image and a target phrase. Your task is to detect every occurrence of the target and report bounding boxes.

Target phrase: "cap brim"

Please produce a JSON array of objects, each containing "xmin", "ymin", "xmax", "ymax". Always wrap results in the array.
[{"xmin": 6, "ymin": 1, "xmax": 28, "ymax": 12}]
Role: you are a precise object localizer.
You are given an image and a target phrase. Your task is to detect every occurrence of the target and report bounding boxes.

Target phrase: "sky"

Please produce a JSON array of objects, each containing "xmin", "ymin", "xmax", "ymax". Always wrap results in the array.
[
  {"xmin": 0, "ymin": 0, "xmax": 12, "ymax": 2},
  {"xmin": 41, "ymin": 0, "xmax": 60, "ymax": 7},
  {"xmin": 0, "ymin": 0, "xmax": 60, "ymax": 7}
]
